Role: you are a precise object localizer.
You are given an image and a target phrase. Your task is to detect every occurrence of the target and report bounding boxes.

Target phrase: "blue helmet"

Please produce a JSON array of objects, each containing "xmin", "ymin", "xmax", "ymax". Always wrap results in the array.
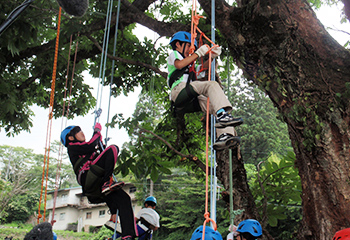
[
  {"xmin": 190, "ymin": 225, "xmax": 223, "ymax": 240},
  {"xmin": 236, "ymin": 219, "xmax": 262, "ymax": 238},
  {"xmin": 53, "ymin": 231, "xmax": 57, "ymax": 240},
  {"xmin": 60, "ymin": 126, "xmax": 76, "ymax": 146},
  {"xmin": 170, "ymin": 31, "xmax": 198, "ymax": 48},
  {"xmin": 144, "ymin": 196, "xmax": 157, "ymax": 206}
]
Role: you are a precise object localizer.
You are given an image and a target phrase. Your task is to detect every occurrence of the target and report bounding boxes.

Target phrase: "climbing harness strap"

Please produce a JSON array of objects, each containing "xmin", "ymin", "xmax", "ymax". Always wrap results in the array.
[
  {"xmin": 168, "ymin": 66, "xmax": 189, "ymax": 89},
  {"xmin": 137, "ymin": 218, "xmax": 153, "ymax": 240},
  {"xmin": 171, "ymin": 60, "xmax": 202, "ymax": 115}
]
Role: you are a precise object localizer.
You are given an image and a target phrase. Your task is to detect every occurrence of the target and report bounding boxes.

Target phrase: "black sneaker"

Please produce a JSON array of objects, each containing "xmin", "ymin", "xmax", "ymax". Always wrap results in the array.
[
  {"xmin": 213, "ymin": 133, "xmax": 241, "ymax": 151},
  {"xmin": 215, "ymin": 112, "xmax": 243, "ymax": 128}
]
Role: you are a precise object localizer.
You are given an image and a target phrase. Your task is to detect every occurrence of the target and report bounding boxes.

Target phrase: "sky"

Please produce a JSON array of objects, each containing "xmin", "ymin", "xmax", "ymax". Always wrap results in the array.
[{"xmin": 0, "ymin": 2, "xmax": 349, "ymax": 155}]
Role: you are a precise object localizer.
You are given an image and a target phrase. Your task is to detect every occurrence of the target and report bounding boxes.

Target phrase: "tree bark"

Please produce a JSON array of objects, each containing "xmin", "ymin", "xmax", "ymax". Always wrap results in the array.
[{"xmin": 198, "ymin": 0, "xmax": 350, "ymax": 239}]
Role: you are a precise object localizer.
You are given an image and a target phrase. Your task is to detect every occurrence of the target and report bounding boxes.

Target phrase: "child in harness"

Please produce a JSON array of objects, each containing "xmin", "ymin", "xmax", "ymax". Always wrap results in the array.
[
  {"xmin": 135, "ymin": 196, "xmax": 160, "ymax": 240},
  {"xmin": 167, "ymin": 31, "xmax": 243, "ymax": 151},
  {"xmin": 60, "ymin": 123, "xmax": 136, "ymax": 240}
]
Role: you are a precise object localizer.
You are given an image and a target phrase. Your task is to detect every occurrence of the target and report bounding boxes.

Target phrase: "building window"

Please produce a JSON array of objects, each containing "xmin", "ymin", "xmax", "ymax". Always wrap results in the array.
[
  {"xmin": 86, "ymin": 212, "xmax": 92, "ymax": 219},
  {"xmin": 99, "ymin": 210, "xmax": 105, "ymax": 218},
  {"xmin": 61, "ymin": 194, "xmax": 68, "ymax": 203},
  {"xmin": 59, "ymin": 213, "xmax": 65, "ymax": 221},
  {"xmin": 129, "ymin": 186, "xmax": 137, "ymax": 193}
]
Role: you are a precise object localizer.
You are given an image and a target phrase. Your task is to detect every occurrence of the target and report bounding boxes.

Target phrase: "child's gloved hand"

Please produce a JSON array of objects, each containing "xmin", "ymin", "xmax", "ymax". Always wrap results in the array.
[
  {"xmin": 211, "ymin": 46, "xmax": 222, "ymax": 58},
  {"xmin": 195, "ymin": 45, "xmax": 210, "ymax": 58},
  {"xmin": 94, "ymin": 122, "xmax": 102, "ymax": 132}
]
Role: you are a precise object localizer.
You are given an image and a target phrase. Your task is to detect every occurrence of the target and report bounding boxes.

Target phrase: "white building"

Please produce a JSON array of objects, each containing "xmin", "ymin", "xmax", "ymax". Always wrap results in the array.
[{"xmin": 46, "ymin": 183, "xmax": 141, "ymax": 232}]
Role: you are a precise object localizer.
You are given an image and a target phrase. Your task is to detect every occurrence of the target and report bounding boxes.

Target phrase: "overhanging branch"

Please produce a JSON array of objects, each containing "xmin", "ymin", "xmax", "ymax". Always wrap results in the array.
[
  {"xmin": 136, "ymin": 126, "xmax": 207, "ymax": 172},
  {"xmin": 86, "ymin": 34, "xmax": 167, "ymax": 79}
]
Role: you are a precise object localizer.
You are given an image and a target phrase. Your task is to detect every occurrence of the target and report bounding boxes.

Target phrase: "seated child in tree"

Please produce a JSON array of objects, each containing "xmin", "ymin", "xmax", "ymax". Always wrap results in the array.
[{"xmin": 167, "ymin": 31, "xmax": 243, "ymax": 151}]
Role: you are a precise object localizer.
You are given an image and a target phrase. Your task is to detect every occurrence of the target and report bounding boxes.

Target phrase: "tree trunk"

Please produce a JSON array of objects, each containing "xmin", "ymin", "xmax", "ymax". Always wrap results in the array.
[{"xmin": 199, "ymin": 0, "xmax": 350, "ymax": 239}]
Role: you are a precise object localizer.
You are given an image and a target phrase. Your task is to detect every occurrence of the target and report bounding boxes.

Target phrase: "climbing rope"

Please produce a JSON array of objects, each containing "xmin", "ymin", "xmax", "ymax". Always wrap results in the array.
[
  {"xmin": 225, "ymin": 52, "xmax": 236, "ymax": 226},
  {"xmin": 190, "ymin": 0, "xmax": 219, "ymax": 238},
  {"xmin": 105, "ymin": 0, "xmax": 121, "ymax": 145},
  {"xmin": 94, "ymin": 0, "xmax": 114, "ymax": 126},
  {"xmin": 51, "ymin": 32, "xmax": 80, "ymax": 226},
  {"xmin": 37, "ymin": 6, "xmax": 62, "ymax": 224},
  {"xmin": 210, "ymin": 0, "xmax": 218, "ymax": 224}
]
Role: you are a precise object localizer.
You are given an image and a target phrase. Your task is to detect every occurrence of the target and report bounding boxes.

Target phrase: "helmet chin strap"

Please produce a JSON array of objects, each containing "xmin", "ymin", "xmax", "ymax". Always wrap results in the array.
[{"xmin": 181, "ymin": 42, "xmax": 186, "ymax": 57}]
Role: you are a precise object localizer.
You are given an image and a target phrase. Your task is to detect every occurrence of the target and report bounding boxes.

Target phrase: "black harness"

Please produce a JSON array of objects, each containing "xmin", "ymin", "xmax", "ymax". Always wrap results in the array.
[{"xmin": 169, "ymin": 62, "xmax": 201, "ymax": 115}]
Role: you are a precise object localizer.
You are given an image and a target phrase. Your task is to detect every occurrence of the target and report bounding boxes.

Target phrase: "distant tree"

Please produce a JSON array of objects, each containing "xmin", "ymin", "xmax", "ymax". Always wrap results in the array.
[
  {"xmin": 0, "ymin": 145, "xmax": 76, "ymax": 223},
  {"xmin": 221, "ymin": 70, "xmax": 292, "ymax": 164}
]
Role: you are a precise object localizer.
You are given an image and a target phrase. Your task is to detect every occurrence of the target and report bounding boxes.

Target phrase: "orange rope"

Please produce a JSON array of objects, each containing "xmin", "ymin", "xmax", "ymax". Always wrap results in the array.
[
  {"xmin": 190, "ymin": 1, "xmax": 218, "ymax": 239},
  {"xmin": 50, "ymin": 33, "xmax": 74, "ymax": 226},
  {"xmin": 37, "ymin": 7, "xmax": 62, "ymax": 224}
]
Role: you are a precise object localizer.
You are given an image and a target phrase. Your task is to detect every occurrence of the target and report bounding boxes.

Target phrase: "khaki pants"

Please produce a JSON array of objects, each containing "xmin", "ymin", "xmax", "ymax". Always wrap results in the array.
[{"xmin": 171, "ymin": 81, "xmax": 236, "ymax": 137}]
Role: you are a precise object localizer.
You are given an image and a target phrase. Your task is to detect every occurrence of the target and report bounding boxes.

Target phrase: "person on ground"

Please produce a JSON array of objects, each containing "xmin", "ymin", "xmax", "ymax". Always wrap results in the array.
[
  {"xmin": 227, "ymin": 219, "xmax": 262, "ymax": 240},
  {"xmin": 333, "ymin": 227, "xmax": 350, "ymax": 240},
  {"xmin": 167, "ymin": 31, "xmax": 243, "ymax": 151},
  {"xmin": 190, "ymin": 225, "xmax": 223, "ymax": 240},
  {"xmin": 61, "ymin": 123, "xmax": 136, "ymax": 240},
  {"xmin": 135, "ymin": 196, "xmax": 160, "ymax": 240}
]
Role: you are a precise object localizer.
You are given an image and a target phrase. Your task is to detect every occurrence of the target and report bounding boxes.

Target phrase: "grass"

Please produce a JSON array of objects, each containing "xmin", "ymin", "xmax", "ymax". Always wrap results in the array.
[{"xmin": 0, "ymin": 223, "xmax": 96, "ymax": 240}]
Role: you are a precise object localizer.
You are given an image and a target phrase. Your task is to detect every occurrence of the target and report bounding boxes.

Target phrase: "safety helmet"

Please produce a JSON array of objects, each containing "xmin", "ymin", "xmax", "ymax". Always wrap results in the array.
[
  {"xmin": 333, "ymin": 228, "xmax": 350, "ymax": 240},
  {"xmin": 53, "ymin": 231, "xmax": 57, "ymax": 240},
  {"xmin": 236, "ymin": 219, "xmax": 262, "ymax": 238},
  {"xmin": 190, "ymin": 225, "xmax": 223, "ymax": 240},
  {"xmin": 170, "ymin": 31, "xmax": 198, "ymax": 48},
  {"xmin": 60, "ymin": 126, "xmax": 76, "ymax": 146},
  {"xmin": 144, "ymin": 196, "xmax": 157, "ymax": 206}
]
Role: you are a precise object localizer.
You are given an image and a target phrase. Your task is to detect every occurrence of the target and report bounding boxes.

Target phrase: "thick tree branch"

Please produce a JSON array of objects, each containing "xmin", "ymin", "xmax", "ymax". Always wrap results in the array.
[
  {"xmin": 136, "ymin": 126, "xmax": 207, "ymax": 172},
  {"xmin": 86, "ymin": 34, "xmax": 167, "ymax": 79}
]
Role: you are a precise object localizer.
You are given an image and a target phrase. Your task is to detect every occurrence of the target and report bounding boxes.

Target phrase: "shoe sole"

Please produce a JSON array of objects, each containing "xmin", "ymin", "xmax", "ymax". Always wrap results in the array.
[
  {"xmin": 105, "ymin": 223, "xmax": 116, "ymax": 231},
  {"xmin": 213, "ymin": 138, "xmax": 240, "ymax": 151},
  {"xmin": 102, "ymin": 182, "xmax": 125, "ymax": 195},
  {"xmin": 215, "ymin": 119, "xmax": 243, "ymax": 128}
]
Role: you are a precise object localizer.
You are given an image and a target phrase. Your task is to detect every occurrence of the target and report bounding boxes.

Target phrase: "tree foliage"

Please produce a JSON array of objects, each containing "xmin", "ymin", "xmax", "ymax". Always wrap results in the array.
[
  {"xmin": 246, "ymin": 152, "xmax": 302, "ymax": 239},
  {"xmin": 0, "ymin": 145, "xmax": 76, "ymax": 223}
]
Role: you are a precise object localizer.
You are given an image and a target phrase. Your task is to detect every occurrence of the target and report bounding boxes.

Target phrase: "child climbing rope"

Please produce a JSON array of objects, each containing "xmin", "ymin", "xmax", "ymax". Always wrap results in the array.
[
  {"xmin": 135, "ymin": 196, "xmax": 160, "ymax": 240},
  {"xmin": 227, "ymin": 219, "xmax": 262, "ymax": 240},
  {"xmin": 60, "ymin": 123, "xmax": 136, "ymax": 240},
  {"xmin": 167, "ymin": 31, "xmax": 243, "ymax": 151}
]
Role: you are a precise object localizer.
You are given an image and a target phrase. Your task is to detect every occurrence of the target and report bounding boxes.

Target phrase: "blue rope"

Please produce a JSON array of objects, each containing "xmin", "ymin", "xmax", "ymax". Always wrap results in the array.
[
  {"xmin": 94, "ymin": 0, "xmax": 113, "ymax": 126},
  {"xmin": 105, "ymin": 0, "xmax": 121, "ymax": 145},
  {"xmin": 210, "ymin": 0, "xmax": 217, "ymax": 226}
]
